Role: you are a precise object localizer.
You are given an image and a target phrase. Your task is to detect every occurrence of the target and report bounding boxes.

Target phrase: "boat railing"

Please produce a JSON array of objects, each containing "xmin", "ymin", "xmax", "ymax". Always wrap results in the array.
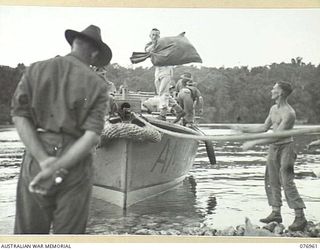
[{"xmin": 114, "ymin": 91, "xmax": 156, "ymax": 113}]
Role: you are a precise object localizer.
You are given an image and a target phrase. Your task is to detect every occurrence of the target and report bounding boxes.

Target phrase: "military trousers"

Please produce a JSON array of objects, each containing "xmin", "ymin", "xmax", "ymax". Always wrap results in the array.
[
  {"xmin": 14, "ymin": 131, "xmax": 93, "ymax": 234},
  {"xmin": 265, "ymin": 142, "xmax": 306, "ymax": 209}
]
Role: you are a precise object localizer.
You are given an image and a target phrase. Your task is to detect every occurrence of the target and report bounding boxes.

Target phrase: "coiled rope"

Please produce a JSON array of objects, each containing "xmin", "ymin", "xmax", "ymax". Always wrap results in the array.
[{"xmin": 100, "ymin": 121, "xmax": 162, "ymax": 144}]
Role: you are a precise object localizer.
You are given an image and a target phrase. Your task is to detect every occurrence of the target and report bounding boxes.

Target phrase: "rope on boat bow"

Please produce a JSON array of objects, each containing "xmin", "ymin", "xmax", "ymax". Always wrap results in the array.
[
  {"xmin": 100, "ymin": 120, "xmax": 162, "ymax": 144},
  {"xmin": 133, "ymin": 114, "xmax": 320, "ymax": 142}
]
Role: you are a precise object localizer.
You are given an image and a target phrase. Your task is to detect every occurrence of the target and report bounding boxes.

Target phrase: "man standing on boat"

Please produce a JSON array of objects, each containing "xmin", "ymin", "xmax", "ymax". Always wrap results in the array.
[
  {"xmin": 11, "ymin": 25, "xmax": 112, "ymax": 234},
  {"xmin": 233, "ymin": 81, "xmax": 307, "ymax": 231},
  {"xmin": 176, "ymin": 73, "xmax": 203, "ymax": 126},
  {"xmin": 145, "ymin": 28, "xmax": 185, "ymax": 121}
]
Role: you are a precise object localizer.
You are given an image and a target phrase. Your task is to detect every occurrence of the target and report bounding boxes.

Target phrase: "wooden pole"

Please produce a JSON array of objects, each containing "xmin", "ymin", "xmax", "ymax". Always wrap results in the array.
[{"xmin": 191, "ymin": 125, "xmax": 216, "ymax": 165}]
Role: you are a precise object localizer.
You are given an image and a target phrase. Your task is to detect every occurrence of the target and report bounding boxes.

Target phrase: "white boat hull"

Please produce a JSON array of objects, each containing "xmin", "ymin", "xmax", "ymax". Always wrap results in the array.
[{"xmin": 93, "ymin": 122, "xmax": 199, "ymax": 208}]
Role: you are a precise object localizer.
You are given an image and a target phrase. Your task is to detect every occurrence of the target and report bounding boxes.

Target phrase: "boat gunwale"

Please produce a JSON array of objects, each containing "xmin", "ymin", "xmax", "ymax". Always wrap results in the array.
[{"xmin": 145, "ymin": 117, "xmax": 202, "ymax": 136}]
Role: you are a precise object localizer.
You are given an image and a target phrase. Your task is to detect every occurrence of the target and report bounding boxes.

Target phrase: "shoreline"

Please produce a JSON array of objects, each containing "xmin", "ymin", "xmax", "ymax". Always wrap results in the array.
[{"xmin": 0, "ymin": 124, "xmax": 14, "ymax": 130}]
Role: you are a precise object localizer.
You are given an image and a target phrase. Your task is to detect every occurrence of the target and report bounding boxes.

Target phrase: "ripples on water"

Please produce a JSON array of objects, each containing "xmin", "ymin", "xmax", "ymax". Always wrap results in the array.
[{"xmin": 0, "ymin": 127, "xmax": 319, "ymax": 235}]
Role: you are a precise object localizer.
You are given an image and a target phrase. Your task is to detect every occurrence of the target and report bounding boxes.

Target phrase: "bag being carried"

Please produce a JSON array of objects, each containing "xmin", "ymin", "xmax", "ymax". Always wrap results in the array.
[{"xmin": 130, "ymin": 32, "xmax": 202, "ymax": 66}]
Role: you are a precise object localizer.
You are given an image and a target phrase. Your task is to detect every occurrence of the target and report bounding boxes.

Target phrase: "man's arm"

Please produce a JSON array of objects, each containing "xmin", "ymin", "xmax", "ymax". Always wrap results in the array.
[
  {"xmin": 307, "ymin": 139, "xmax": 320, "ymax": 149},
  {"xmin": 14, "ymin": 116, "xmax": 100, "ymax": 169},
  {"xmin": 28, "ymin": 82, "xmax": 107, "ymax": 194},
  {"xmin": 13, "ymin": 116, "xmax": 100, "ymax": 192},
  {"xmin": 239, "ymin": 116, "xmax": 273, "ymax": 150},
  {"xmin": 242, "ymin": 110, "xmax": 295, "ymax": 150},
  {"xmin": 40, "ymin": 130, "xmax": 99, "ymax": 172},
  {"xmin": 194, "ymin": 95, "xmax": 204, "ymax": 115},
  {"xmin": 198, "ymin": 96, "xmax": 204, "ymax": 115},
  {"xmin": 145, "ymin": 41, "xmax": 156, "ymax": 52},
  {"xmin": 12, "ymin": 116, "xmax": 52, "ymax": 167},
  {"xmin": 232, "ymin": 111, "xmax": 273, "ymax": 133},
  {"xmin": 29, "ymin": 130, "xmax": 100, "ymax": 193}
]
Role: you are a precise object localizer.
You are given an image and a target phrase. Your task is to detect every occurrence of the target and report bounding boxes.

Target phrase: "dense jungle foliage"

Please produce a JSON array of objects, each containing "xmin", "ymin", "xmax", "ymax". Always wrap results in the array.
[{"xmin": 1, "ymin": 57, "xmax": 319, "ymax": 124}]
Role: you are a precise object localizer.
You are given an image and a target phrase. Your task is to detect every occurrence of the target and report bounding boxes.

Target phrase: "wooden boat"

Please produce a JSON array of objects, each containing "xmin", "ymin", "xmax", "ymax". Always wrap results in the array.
[{"xmin": 92, "ymin": 91, "xmax": 201, "ymax": 208}]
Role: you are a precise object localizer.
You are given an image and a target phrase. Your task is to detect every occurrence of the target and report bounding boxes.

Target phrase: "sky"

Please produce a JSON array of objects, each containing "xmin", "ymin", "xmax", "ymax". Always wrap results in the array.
[{"xmin": 0, "ymin": 6, "xmax": 320, "ymax": 69}]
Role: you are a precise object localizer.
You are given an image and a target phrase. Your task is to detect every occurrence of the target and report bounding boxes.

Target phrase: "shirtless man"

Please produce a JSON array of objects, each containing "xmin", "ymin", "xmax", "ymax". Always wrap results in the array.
[{"xmin": 233, "ymin": 81, "xmax": 307, "ymax": 231}]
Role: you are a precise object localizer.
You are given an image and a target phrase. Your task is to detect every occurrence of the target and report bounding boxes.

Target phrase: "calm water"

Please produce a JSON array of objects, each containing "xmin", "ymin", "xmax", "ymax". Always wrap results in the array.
[{"xmin": 0, "ymin": 126, "xmax": 319, "ymax": 235}]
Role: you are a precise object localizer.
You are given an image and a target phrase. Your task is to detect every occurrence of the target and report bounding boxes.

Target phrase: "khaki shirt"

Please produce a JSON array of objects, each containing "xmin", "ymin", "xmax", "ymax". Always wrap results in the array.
[{"xmin": 11, "ymin": 54, "xmax": 108, "ymax": 138}]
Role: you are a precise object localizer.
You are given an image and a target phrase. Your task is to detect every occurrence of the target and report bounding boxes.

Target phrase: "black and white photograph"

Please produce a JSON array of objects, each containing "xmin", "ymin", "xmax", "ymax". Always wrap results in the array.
[{"xmin": 0, "ymin": 2, "xmax": 320, "ymax": 242}]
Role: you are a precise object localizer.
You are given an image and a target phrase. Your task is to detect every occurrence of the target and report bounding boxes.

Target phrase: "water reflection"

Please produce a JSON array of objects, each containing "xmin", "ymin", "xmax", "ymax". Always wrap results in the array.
[
  {"xmin": 127, "ymin": 176, "xmax": 200, "ymax": 215},
  {"xmin": 88, "ymin": 176, "xmax": 204, "ymax": 234},
  {"xmin": 187, "ymin": 175, "xmax": 197, "ymax": 196},
  {"xmin": 206, "ymin": 196, "xmax": 217, "ymax": 215}
]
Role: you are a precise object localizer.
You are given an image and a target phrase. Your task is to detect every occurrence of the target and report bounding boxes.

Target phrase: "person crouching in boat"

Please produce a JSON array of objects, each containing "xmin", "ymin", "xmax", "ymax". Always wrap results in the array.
[
  {"xmin": 176, "ymin": 73, "xmax": 204, "ymax": 127},
  {"xmin": 168, "ymin": 82, "xmax": 186, "ymax": 123},
  {"xmin": 142, "ymin": 86, "xmax": 186, "ymax": 123}
]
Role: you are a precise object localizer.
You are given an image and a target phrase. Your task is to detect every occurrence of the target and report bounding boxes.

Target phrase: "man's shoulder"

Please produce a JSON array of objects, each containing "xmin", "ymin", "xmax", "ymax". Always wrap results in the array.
[
  {"xmin": 28, "ymin": 56, "xmax": 57, "ymax": 67},
  {"xmin": 188, "ymin": 85, "xmax": 199, "ymax": 91},
  {"xmin": 28, "ymin": 56, "xmax": 106, "ymax": 87},
  {"xmin": 281, "ymin": 103, "xmax": 296, "ymax": 114},
  {"xmin": 26, "ymin": 56, "xmax": 61, "ymax": 74},
  {"xmin": 187, "ymin": 85, "xmax": 200, "ymax": 93},
  {"xmin": 286, "ymin": 104, "xmax": 296, "ymax": 116},
  {"xmin": 270, "ymin": 104, "xmax": 296, "ymax": 119},
  {"xmin": 270, "ymin": 104, "xmax": 277, "ymax": 109}
]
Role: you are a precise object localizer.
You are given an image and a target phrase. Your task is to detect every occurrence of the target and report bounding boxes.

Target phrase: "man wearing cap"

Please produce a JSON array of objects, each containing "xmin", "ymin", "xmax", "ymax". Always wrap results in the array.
[
  {"xmin": 11, "ymin": 25, "xmax": 112, "ymax": 234},
  {"xmin": 176, "ymin": 72, "xmax": 192, "ymax": 93},
  {"xmin": 176, "ymin": 73, "xmax": 203, "ymax": 126},
  {"xmin": 145, "ymin": 28, "xmax": 180, "ymax": 121}
]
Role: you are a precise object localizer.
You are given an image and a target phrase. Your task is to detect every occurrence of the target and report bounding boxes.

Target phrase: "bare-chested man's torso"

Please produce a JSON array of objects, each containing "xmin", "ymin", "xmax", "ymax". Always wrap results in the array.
[{"xmin": 269, "ymin": 103, "xmax": 296, "ymax": 144}]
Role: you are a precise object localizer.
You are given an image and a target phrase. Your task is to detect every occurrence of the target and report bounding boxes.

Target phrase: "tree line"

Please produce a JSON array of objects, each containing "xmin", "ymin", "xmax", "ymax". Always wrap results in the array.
[{"xmin": 0, "ymin": 58, "xmax": 319, "ymax": 124}]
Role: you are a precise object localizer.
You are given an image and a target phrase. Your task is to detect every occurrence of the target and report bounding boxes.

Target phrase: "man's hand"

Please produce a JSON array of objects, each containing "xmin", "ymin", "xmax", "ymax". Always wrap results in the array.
[
  {"xmin": 198, "ymin": 108, "xmax": 203, "ymax": 116},
  {"xmin": 242, "ymin": 140, "xmax": 257, "ymax": 150},
  {"xmin": 29, "ymin": 167, "xmax": 56, "ymax": 195},
  {"xmin": 242, "ymin": 138, "xmax": 274, "ymax": 150},
  {"xmin": 29, "ymin": 157, "xmax": 59, "ymax": 195},
  {"xmin": 307, "ymin": 140, "xmax": 320, "ymax": 150},
  {"xmin": 229, "ymin": 125, "xmax": 243, "ymax": 133}
]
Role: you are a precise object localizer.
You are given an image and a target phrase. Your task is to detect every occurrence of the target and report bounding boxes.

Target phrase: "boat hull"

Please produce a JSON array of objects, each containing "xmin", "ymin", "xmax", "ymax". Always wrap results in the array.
[{"xmin": 93, "ymin": 123, "xmax": 199, "ymax": 208}]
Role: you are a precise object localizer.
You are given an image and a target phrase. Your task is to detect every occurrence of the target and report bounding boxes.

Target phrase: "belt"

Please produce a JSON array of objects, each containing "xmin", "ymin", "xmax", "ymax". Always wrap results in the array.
[
  {"xmin": 36, "ymin": 128, "xmax": 78, "ymax": 145},
  {"xmin": 36, "ymin": 128, "xmax": 78, "ymax": 138}
]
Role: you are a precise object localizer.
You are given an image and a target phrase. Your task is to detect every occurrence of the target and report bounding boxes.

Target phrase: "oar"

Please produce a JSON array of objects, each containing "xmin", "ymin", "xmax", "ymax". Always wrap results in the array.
[{"xmin": 191, "ymin": 125, "xmax": 216, "ymax": 165}]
